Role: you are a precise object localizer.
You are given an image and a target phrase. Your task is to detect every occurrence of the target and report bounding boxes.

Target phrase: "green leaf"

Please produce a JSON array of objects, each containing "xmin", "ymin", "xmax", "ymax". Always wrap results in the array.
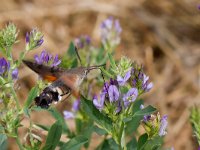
[
  {"xmin": 93, "ymin": 125, "xmax": 107, "ymax": 135},
  {"xmin": 124, "ymin": 105, "xmax": 157, "ymax": 123},
  {"xmin": 108, "ymin": 53, "xmax": 117, "ymax": 69},
  {"xmin": 126, "ymin": 116, "xmax": 142, "ymax": 134},
  {"xmin": 24, "ymin": 86, "xmax": 38, "ymax": 109},
  {"xmin": 127, "ymin": 137, "xmax": 137, "ymax": 150},
  {"xmin": 96, "ymin": 138, "xmax": 118, "ymax": 150},
  {"xmin": 67, "ymin": 42, "xmax": 76, "ymax": 56},
  {"xmin": 0, "ymin": 134, "xmax": 7, "ymax": 150},
  {"xmin": 137, "ymin": 133, "xmax": 148, "ymax": 150},
  {"xmin": 132, "ymin": 99, "xmax": 143, "ymax": 113},
  {"xmin": 23, "ymin": 108, "xmax": 30, "ymax": 117},
  {"xmin": 42, "ymin": 121, "xmax": 62, "ymax": 150},
  {"xmin": 126, "ymin": 104, "xmax": 156, "ymax": 134},
  {"xmin": 134, "ymin": 105, "xmax": 156, "ymax": 117},
  {"xmin": 80, "ymin": 124, "xmax": 93, "ymax": 148},
  {"xmin": 143, "ymin": 136, "xmax": 163, "ymax": 150},
  {"xmin": 48, "ymin": 108, "xmax": 70, "ymax": 135},
  {"xmin": 35, "ymin": 124, "xmax": 50, "ymax": 131},
  {"xmin": 60, "ymin": 135, "xmax": 88, "ymax": 150},
  {"xmin": 96, "ymin": 139, "xmax": 110, "ymax": 150},
  {"xmin": 81, "ymin": 96, "xmax": 112, "ymax": 134},
  {"xmin": 70, "ymin": 58, "xmax": 78, "ymax": 68}
]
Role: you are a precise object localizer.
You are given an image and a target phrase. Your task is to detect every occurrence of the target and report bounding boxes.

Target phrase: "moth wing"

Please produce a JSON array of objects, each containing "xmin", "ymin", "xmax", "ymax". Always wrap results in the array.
[{"xmin": 23, "ymin": 60, "xmax": 64, "ymax": 82}]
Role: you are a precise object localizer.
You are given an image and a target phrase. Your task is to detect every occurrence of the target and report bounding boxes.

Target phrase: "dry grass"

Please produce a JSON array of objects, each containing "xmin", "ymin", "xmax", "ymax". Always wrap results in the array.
[{"xmin": 0, "ymin": 0, "xmax": 200, "ymax": 149}]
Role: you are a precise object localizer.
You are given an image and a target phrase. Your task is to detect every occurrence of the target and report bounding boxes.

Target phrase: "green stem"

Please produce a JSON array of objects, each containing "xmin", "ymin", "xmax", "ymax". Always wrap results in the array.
[
  {"xmin": 118, "ymin": 122, "xmax": 127, "ymax": 150},
  {"xmin": 15, "ymin": 129, "xmax": 24, "ymax": 150},
  {"xmin": 10, "ymin": 84, "xmax": 20, "ymax": 111}
]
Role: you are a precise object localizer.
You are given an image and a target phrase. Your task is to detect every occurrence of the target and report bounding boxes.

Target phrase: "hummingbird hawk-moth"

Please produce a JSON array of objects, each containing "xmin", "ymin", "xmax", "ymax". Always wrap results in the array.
[{"xmin": 23, "ymin": 59, "xmax": 104, "ymax": 109}]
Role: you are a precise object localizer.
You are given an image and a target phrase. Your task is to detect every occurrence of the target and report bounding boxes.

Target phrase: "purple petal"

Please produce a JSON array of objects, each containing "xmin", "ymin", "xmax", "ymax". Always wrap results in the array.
[
  {"xmin": 143, "ymin": 115, "xmax": 151, "ymax": 122},
  {"xmin": 12, "ymin": 68, "xmax": 18, "ymax": 80},
  {"xmin": 102, "ymin": 82, "xmax": 109, "ymax": 94},
  {"xmin": 159, "ymin": 115, "xmax": 168, "ymax": 136},
  {"xmin": 146, "ymin": 82, "xmax": 153, "ymax": 92},
  {"xmin": 114, "ymin": 20, "xmax": 122, "ymax": 33},
  {"xmin": 143, "ymin": 74, "xmax": 149, "ymax": 83},
  {"xmin": 0, "ymin": 58, "xmax": 9, "ymax": 75},
  {"xmin": 72, "ymin": 99, "xmax": 80, "ymax": 112},
  {"xmin": 34, "ymin": 55, "xmax": 42, "ymax": 64},
  {"xmin": 115, "ymin": 105, "xmax": 122, "ymax": 114},
  {"xmin": 63, "ymin": 111, "xmax": 74, "ymax": 119},
  {"xmin": 52, "ymin": 55, "xmax": 61, "ymax": 67},
  {"xmin": 36, "ymin": 39, "xmax": 44, "ymax": 47},
  {"xmin": 117, "ymin": 70, "xmax": 131, "ymax": 86},
  {"xmin": 126, "ymin": 88, "xmax": 138, "ymax": 102},
  {"xmin": 108, "ymin": 85, "xmax": 119, "ymax": 102},
  {"xmin": 140, "ymin": 104, "xmax": 144, "ymax": 109},
  {"xmin": 93, "ymin": 94, "xmax": 105, "ymax": 111},
  {"xmin": 124, "ymin": 70, "xmax": 131, "ymax": 81},
  {"xmin": 123, "ymin": 100, "xmax": 130, "ymax": 108},
  {"xmin": 25, "ymin": 32, "xmax": 30, "ymax": 43},
  {"xmin": 117, "ymin": 75, "xmax": 125, "ymax": 86},
  {"xmin": 85, "ymin": 35, "xmax": 91, "ymax": 45},
  {"xmin": 132, "ymin": 79, "xmax": 137, "ymax": 87}
]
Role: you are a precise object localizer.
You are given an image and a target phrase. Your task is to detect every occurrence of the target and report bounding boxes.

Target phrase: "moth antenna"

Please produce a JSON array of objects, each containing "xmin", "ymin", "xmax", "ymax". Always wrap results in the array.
[
  {"xmin": 86, "ymin": 64, "xmax": 106, "ymax": 72},
  {"xmin": 86, "ymin": 65, "xmax": 108, "ymax": 93},
  {"xmin": 74, "ymin": 46, "xmax": 83, "ymax": 66}
]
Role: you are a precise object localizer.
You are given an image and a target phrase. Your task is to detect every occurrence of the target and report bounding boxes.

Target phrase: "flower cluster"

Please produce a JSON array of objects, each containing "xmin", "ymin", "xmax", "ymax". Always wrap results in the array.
[
  {"xmin": 93, "ymin": 70, "xmax": 138, "ymax": 115},
  {"xmin": 74, "ymin": 35, "xmax": 91, "ymax": 49},
  {"xmin": 0, "ymin": 57, "xmax": 18, "ymax": 80},
  {"xmin": 63, "ymin": 99, "xmax": 80, "ymax": 119},
  {"xmin": 141, "ymin": 111, "xmax": 168, "ymax": 138},
  {"xmin": 93, "ymin": 57, "xmax": 154, "ymax": 117},
  {"xmin": 34, "ymin": 50, "xmax": 61, "ymax": 67},
  {"xmin": 0, "ymin": 23, "xmax": 18, "ymax": 49},
  {"xmin": 100, "ymin": 17, "xmax": 122, "ymax": 49},
  {"xmin": 25, "ymin": 29, "xmax": 43, "ymax": 51}
]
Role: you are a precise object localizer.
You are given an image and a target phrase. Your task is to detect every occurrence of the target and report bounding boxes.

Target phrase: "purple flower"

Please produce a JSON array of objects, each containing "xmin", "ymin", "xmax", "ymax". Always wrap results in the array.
[
  {"xmin": 100, "ymin": 17, "xmax": 122, "ymax": 48},
  {"xmin": 74, "ymin": 35, "xmax": 91, "ymax": 49},
  {"xmin": 51, "ymin": 55, "xmax": 61, "ymax": 67},
  {"xmin": 159, "ymin": 115, "xmax": 168, "ymax": 136},
  {"xmin": 108, "ymin": 85, "xmax": 119, "ymax": 102},
  {"xmin": 110, "ymin": 78, "xmax": 118, "ymax": 86},
  {"xmin": 101, "ymin": 17, "xmax": 113, "ymax": 29},
  {"xmin": 117, "ymin": 70, "xmax": 131, "ymax": 86},
  {"xmin": 72, "ymin": 99, "xmax": 80, "ymax": 112},
  {"xmin": 198, "ymin": 5, "xmax": 200, "ymax": 10},
  {"xmin": 142, "ymin": 74, "xmax": 153, "ymax": 92},
  {"xmin": 12, "ymin": 68, "xmax": 18, "ymax": 80},
  {"xmin": 140, "ymin": 105, "xmax": 151, "ymax": 122},
  {"xmin": 0, "ymin": 58, "xmax": 10, "ymax": 75},
  {"xmin": 102, "ymin": 82, "xmax": 109, "ymax": 94},
  {"xmin": 25, "ymin": 32, "xmax": 30, "ymax": 43},
  {"xmin": 132, "ymin": 78, "xmax": 137, "ymax": 87},
  {"xmin": 25, "ymin": 29, "xmax": 44, "ymax": 51},
  {"xmin": 114, "ymin": 20, "xmax": 122, "ymax": 33},
  {"xmin": 34, "ymin": 50, "xmax": 46, "ymax": 64},
  {"xmin": 63, "ymin": 111, "xmax": 74, "ymax": 119},
  {"xmin": 115, "ymin": 101, "xmax": 122, "ymax": 114},
  {"xmin": 93, "ymin": 93, "xmax": 105, "ymax": 111},
  {"xmin": 123, "ymin": 88, "xmax": 138, "ymax": 108},
  {"xmin": 143, "ymin": 115, "xmax": 151, "ymax": 122},
  {"xmin": 34, "ymin": 50, "xmax": 61, "ymax": 67}
]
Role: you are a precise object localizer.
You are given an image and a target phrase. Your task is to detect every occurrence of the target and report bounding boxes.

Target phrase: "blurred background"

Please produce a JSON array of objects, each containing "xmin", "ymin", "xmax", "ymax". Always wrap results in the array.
[{"xmin": 0, "ymin": 0, "xmax": 200, "ymax": 149}]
